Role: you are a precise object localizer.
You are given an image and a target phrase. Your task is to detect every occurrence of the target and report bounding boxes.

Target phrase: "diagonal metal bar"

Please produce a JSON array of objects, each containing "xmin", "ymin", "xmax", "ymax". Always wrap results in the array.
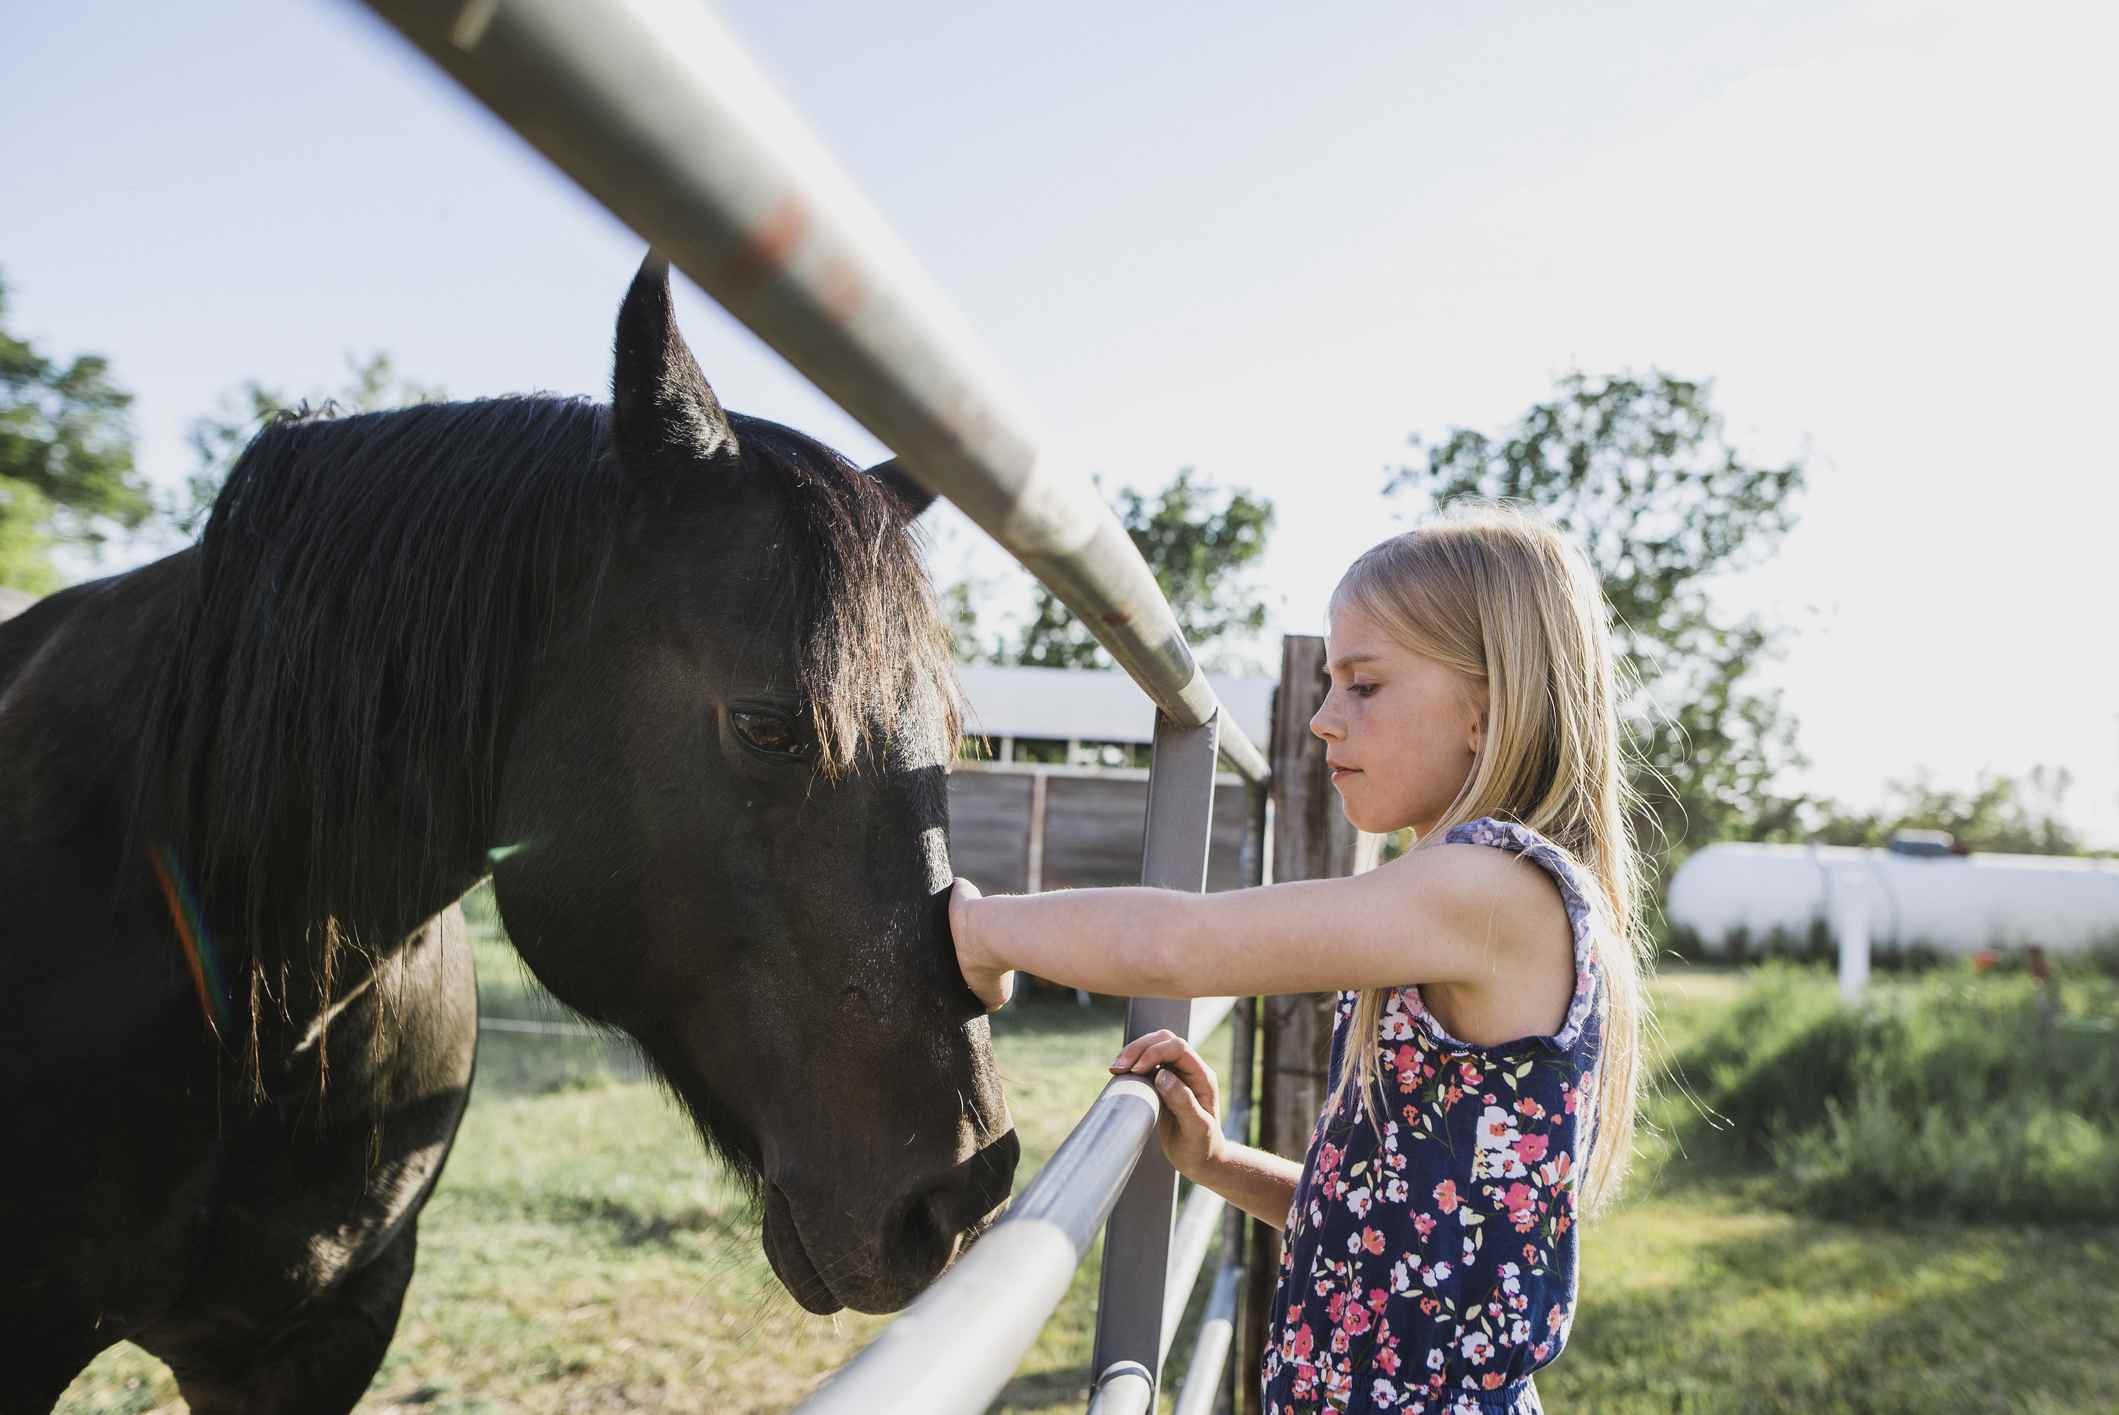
[
  {"xmin": 1173, "ymin": 1264, "xmax": 1242, "ymax": 1415},
  {"xmin": 1162, "ymin": 1178, "xmax": 1226, "ymax": 1365}
]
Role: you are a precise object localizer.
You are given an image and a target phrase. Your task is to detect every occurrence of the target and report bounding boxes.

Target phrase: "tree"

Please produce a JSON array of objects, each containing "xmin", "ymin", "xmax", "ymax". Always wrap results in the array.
[
  {"xmin": 964, "ymin": 467, "xmax": 1276, "ymax": 671},
  {"xmin": 0, "ymin": 269, "xmax": 150, "ymax": 592},
  {"xmin": 1387, "ymin": 371, "xmax": 1806, "ymax": 858},
  {"xmin": 1796, "ymin": 767, "xmax": 2093, "ymax": 857},
  {"xmin": 171, "ymin": 352, "xmax": 442, "ymax": 536}
]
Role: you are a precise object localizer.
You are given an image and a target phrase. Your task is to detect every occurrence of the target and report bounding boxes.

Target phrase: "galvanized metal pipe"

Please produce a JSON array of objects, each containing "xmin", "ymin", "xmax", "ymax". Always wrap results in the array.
[
  {"xmin": 1160, "ymin": 1183, "xmax": 1226, "ymax": 1366},
  {"xmin": 795, "ymin": 1074, "xmax": 1161, "ymax": 1414},
  {"xmin": 355, "ymin": 0, "xmax": 1269, "ymax": 784},
  {"xmin": 1158, "ymin": 1091, "xmax": 1250, "ymax": 1367},
  {"xmin": 1173, "ymin": 1264, "xmax": 1243, "ymax": 1415},
  {"xmin": 1085, "ymin": 1362, "xmax": 1155, "ymax": 1415}
]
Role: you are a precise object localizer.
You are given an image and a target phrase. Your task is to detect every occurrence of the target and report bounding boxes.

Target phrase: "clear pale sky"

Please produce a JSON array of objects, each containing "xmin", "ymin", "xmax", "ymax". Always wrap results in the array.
[{"xmin": 5, "ymin": 0, "xmax": 2114, "ymax": 845}]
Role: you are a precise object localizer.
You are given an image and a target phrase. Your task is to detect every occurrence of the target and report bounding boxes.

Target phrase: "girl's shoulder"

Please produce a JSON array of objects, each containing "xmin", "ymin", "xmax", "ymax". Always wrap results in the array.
[
  {"xmin": 1416, "ymin": 816, "xmax": 1602, "ymax": 1050},
  {"xmin": 1392, "ymin": 819, "xmax": 1593, "ymax": 954},
  {"xmin": 1439, "ymin": 816, "xmax": 1601, "ymax": 927}
]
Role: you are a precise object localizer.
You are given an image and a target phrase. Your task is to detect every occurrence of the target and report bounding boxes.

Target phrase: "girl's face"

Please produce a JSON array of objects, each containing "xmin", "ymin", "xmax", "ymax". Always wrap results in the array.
[{"xmin": 1310, "ymin": 598, "xmax": 1485, "ymax": 837}]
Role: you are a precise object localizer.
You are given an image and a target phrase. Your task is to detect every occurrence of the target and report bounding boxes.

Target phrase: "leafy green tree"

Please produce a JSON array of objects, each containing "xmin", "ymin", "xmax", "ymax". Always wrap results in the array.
[
  {"xmin": 974, "ymin": 467, "xmax": 1275, "ymax": 671},
  {"xmin": 172, "ymin": 352, "xmax": 442, "ymax": 536},
  {"xmin": 1387, "ymin": 371, "xmax": 1806, "ymax": 858},
  {"xmin": 0, "ymin": 270, "xmax": 149, "ymax": 592},
  {"xmin": 940, "ymin": 578, "xmax": 999, "ymax": 664},
  {"xmin": 1796, "ymin": 767, "xmax": 2092, "ymax": 857}
]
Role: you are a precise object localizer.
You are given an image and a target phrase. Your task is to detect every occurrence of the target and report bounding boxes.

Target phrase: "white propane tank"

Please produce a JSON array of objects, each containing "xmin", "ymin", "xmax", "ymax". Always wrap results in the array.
[{"xmin": 1666, "ymin": 835, "xmax": 2119, "ymax": 956}]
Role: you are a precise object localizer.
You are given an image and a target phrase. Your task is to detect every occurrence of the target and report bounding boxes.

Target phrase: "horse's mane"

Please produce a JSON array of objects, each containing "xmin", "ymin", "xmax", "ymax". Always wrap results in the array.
[{"xmin": 139, "ymin": 394, "xmax": 958, "ymax": 1088}]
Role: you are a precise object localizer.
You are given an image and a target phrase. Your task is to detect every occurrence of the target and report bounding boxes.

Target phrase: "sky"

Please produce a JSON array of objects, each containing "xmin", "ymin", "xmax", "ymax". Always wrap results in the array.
[{"xmin": 5, "ymin": 0, "xmax": 2115, "ymax": 845}]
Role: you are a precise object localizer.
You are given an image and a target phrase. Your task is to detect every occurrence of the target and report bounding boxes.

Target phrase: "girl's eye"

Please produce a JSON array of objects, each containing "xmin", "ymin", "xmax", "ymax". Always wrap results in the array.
[
  {"xmin": 731, "ymin": 708, "xmax": 813, "ymax": 759},
  {"xmin": 1349, "ymin": 683, "xmax": 1379, "ymax": 700}
]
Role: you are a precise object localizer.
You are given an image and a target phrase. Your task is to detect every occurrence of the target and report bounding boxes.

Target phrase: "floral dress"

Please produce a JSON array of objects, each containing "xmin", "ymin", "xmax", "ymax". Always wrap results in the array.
[{"xmin": 1262, "ymin": 819, "xmax": 1604, "ymax": 1415}]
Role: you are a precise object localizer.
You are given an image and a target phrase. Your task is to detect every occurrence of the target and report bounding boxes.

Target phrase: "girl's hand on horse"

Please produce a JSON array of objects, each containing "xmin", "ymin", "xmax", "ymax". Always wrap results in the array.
[
  {"xmin": 1110, "ymin": 1029, "xmax": 1224, "ymax": 1180},
  {"xmin": 948, "ymin": 878, "xmax": 1014, "ymax": 1011}
]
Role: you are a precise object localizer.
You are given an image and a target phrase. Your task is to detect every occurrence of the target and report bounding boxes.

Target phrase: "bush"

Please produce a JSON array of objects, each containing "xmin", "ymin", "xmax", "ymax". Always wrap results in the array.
[
  {"xmin": 1667, "ymin": 963, "xmax": 2119, "ymax": 1222},
  {"xmin": 1678, "ymin": 922, "xmax": 2114, "ymax": 974}
]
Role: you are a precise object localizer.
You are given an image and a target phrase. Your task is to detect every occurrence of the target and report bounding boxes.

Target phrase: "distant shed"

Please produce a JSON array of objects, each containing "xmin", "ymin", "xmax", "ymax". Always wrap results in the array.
[{"xmin": 955, "ymin": 664, "xmax": 1273, "ymax": 767}]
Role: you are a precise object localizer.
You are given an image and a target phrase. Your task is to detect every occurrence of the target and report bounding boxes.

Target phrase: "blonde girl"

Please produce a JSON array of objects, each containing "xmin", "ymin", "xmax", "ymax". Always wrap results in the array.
[{"xmin": 950, "ymin": 504, "xmax": 1650, "ymax": 1415}]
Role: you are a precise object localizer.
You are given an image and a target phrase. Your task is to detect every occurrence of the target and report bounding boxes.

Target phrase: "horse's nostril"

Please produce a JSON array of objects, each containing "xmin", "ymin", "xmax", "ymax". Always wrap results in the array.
[
  {"xmin": 894, "ymin": 1128, "xmax": 1021, "ymax": 1276},
  {"xmin": 977, "ymin": 1127, "xmax": 1022, "ymax": 1216},
  {"xmin": 893, "ymin": 1185, "xmax": 952, "ymax": 1276}
]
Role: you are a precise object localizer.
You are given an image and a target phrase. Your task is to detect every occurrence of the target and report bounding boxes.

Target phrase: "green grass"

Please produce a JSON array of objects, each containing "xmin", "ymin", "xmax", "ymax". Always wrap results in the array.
[
  {"xmin": 1651, "ymin": 962, "xmax": 2119, "ymax": 1222},
  {"xmin": 1542, "ymin": 1194, "xmax": 2119, "ymax": 1413},
  {"xmin": 58, "ymin": 944, "xmax": 2119, "ymax": 1414},
  {"xmin": 1532, "ymin": 957, "xmax": 2119, "ymax": 1412}
]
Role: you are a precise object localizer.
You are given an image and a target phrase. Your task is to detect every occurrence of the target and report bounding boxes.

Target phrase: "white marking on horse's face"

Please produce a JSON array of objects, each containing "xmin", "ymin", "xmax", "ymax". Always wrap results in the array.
[{"xmin": 917, "ymin": 825, "xmax": 950, "ymax": 896}]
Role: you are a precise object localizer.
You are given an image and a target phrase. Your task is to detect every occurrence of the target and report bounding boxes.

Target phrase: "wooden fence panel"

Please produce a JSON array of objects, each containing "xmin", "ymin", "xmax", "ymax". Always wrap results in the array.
[
  {"xmin": 1030, "ymin": 774, "xmax": 1252, "ymax": 894},
  {"xmin": 946, "ymin": 771, "xmax": 1034, "ymax": 894},
  {"xmin": 1043, "ymin": 776, "xmax": 1150, "ymax": 891}
]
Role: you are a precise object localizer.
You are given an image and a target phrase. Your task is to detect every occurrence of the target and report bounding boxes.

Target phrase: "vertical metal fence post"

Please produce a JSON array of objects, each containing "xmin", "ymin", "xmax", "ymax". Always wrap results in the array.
[
  {"xmin": 1221, "ymin": 782, "xmax": 1268, "ymax": 1415},
  {"xmin": 1088, "ymin": 709, "xmax": 1222, "ymax": 1407}
]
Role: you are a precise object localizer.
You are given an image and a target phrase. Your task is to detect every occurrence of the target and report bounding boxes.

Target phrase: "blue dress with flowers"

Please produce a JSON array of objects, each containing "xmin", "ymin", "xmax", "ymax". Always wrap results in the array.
[{"xmin": 1262, "ymin": 818, "xmax": 1605, "ymax": 1415}]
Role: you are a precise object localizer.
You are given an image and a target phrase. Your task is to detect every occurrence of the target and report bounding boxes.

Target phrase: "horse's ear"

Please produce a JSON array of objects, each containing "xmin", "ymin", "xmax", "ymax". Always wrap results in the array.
[
  {"xmin": 612, "ymin": 252, "xmax": 738, "ymax": 464},
  {"xmin": 865, "ymin": 458, "xmax": 937, "ymax": 520}
]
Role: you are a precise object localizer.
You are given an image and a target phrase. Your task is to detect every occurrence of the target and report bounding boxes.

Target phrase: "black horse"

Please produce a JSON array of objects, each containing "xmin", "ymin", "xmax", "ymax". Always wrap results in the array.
[{"xmin": 0, "ymin": 257, "xmax": 1018, "ymax": 1412}]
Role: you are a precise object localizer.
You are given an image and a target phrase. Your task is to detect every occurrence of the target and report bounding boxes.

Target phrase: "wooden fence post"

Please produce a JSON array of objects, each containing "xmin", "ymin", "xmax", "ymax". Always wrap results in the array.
[{"xmin": 1235, "ymin": 635, "xmax": 1369, "ymax": 1415}]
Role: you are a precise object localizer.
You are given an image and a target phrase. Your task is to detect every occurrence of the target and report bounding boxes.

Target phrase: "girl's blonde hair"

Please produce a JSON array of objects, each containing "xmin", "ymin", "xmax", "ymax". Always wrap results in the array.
[{"xmin": 1326, "ymin": 501, "xmax": 1651, "ymax": 1217}]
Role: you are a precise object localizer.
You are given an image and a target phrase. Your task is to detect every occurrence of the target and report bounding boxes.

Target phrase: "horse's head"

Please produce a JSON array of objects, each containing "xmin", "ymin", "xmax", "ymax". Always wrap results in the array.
[{"xmin": 490, "ymin": 256, "xmax": 1015, "ymax": 1314}]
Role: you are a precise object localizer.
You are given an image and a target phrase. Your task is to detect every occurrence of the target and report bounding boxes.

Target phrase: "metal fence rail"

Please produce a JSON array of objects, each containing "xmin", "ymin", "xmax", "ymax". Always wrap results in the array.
[
  {"xmin": 359, "ymin": 0, "xmax": 1266, "ymax": 786},
  {"xmin": 355, "ymin": 1, "xmax": 1272, "ymax": 1408},
  {"xmin": 797, "ymin": 1070, "xmax": 1165, "ymax": 1414}
]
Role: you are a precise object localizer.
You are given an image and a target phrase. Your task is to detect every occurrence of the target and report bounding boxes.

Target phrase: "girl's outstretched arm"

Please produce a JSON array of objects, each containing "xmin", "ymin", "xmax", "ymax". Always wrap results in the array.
[{"xmin": 951, "ymin": 840, "xmax": 1565, "ymax": 1008}]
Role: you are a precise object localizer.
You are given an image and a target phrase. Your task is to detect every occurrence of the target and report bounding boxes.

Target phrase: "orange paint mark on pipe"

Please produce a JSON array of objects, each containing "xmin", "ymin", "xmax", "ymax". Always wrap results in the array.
[
  {"xmin": 818, "ymin": 257, "xmax": 867, "ymax": 323},
  {"xmin": 747, "ymin": 197, "xmax": 808, "ymax": 272}
]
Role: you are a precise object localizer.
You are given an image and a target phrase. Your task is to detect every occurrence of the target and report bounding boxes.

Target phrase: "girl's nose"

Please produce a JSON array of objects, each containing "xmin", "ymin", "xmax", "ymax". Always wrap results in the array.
[{"xmin": 1309, "ymin": 702, "xmax": 1342, "ymax": 742}]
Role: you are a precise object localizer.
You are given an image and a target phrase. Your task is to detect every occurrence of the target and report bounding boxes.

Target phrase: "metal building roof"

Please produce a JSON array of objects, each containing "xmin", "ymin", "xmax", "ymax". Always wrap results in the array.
[{"xmin": 958, "ymin": 665, "xmax": 1274, "ymax": 746}]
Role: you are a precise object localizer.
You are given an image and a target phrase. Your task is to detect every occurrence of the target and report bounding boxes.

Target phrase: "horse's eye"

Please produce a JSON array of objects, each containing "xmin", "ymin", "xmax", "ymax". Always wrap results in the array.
[{"xmin": 731, "ymin": 709, "xmax": 812, "ymax": 759}]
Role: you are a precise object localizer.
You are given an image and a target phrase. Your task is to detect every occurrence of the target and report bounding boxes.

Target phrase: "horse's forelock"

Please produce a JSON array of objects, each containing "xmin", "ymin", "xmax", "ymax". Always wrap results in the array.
[{"xmin": 731, "ymin": 416, "xmax": 962, "ymax": 777}]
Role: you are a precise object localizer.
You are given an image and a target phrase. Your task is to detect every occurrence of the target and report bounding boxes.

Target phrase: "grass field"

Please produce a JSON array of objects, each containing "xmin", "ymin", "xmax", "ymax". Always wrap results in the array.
[{"xmin": 58, "ymin": 933, "xmax": 2119, "ymax": 1414}]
